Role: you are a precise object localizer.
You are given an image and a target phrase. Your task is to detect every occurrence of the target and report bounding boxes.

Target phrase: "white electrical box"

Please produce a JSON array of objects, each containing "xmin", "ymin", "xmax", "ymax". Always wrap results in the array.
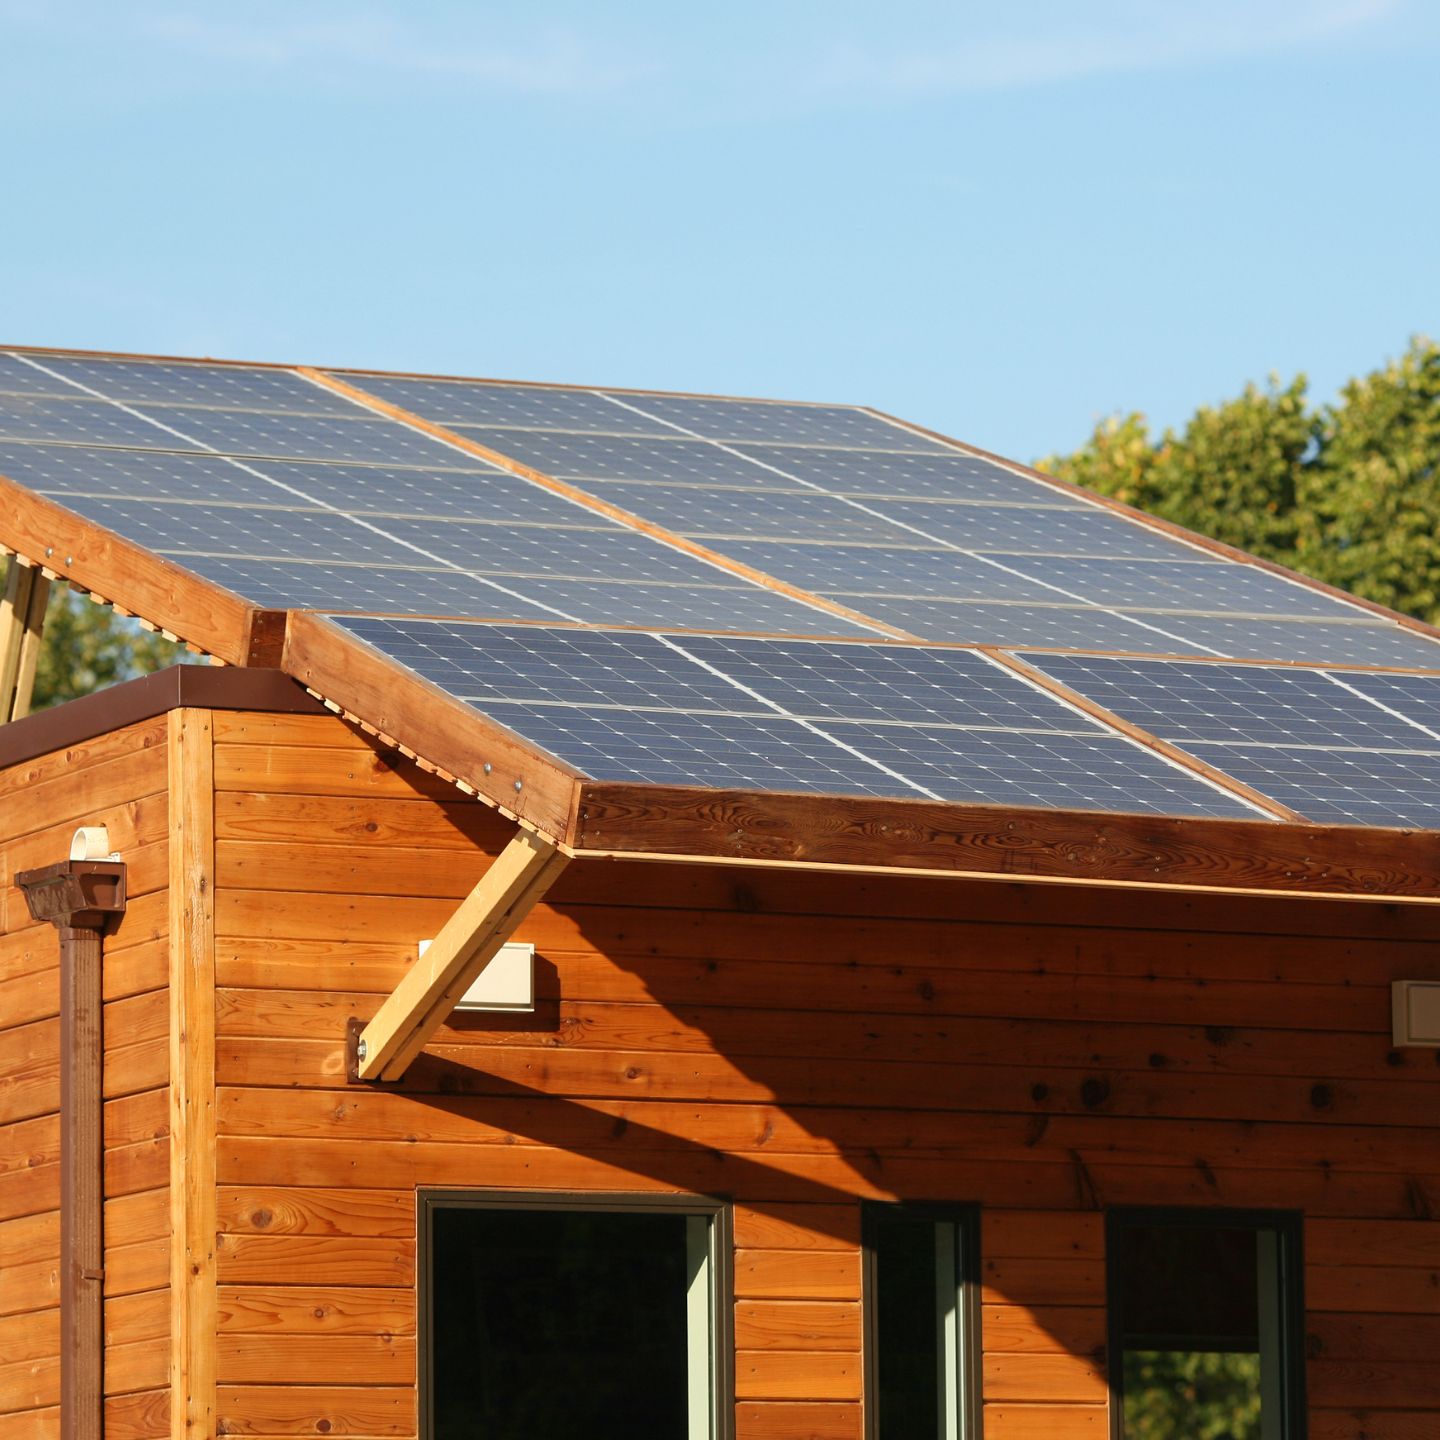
[
  {"xmin": 1392, "ymin": 980, "xmax": 1440, "ymax": 1047},
  {"xmin": 419, "ymin": 939, "xmax": 536, "ymax": 1013}
]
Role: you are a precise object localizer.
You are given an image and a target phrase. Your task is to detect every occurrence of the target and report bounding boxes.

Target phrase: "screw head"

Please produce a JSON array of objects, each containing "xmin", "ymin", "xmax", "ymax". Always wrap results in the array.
[
  {"xmin": 483, "ymin": 762, "xmax": 492, "ymax": 775},
  {"xmin": 356, "ymin": 1038, "xmax": 368, "ymax": 1061},
  {"xmin": 514, "ymin": 779, "xmax": 523, "ymax": 792},
  {"xmin": 45, "ymin": 547, "xmax": 53, "ymax": 557}
]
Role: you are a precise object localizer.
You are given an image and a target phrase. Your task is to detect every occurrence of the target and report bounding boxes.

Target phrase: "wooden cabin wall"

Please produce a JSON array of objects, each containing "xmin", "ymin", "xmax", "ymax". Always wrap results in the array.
[
  {"xmin": 0, "ymin": 717, "xmax": 171, "ymax": 1439},
  {"xmin": 209, "ymin": 708, "xmax": 1440, "ymax": 1440}
]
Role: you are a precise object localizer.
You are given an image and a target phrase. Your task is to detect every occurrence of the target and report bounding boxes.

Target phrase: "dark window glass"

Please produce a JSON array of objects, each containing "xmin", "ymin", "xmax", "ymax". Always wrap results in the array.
[{"xmin": 431, "ymin": 1207, "xmax": 693, "ymax": 1440}]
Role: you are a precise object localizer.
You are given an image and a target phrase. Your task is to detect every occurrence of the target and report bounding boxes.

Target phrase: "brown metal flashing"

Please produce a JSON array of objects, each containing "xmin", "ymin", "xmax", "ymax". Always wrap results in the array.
[
  {"xmin": 0, "ymin": 475, "xmax": 286, "ymax": 666},
  {"xmin": 299, "ymin": 367, "xmax": 917, "ymax": 642},
  {"xmin": 282, "ymin": 610, "xmax": 583, "ymax": 840},
  {"xmin": 16, "ymin": 859, "xmax": 126, "ymax": 1440},
  {"xmin": 0, "ymin": 666, "xmax": 324, "ymax": 771},
  {"xmin": 863, "ymin": 405, "xmax": 1440, "ymax": 650},
  {"xmin": 572, "ymin": 781, "xmax": 1440, "ymax": 902},
  {"xmin": 982, "ymin": 647, "xmax": 1305, "ymax": 822}
]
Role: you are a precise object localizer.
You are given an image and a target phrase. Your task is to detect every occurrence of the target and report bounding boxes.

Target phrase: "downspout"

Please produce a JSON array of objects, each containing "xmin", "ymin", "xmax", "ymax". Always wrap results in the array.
[{"xmin": 16, "ymin": 847, "xmax": 127, "ymax": 1440}]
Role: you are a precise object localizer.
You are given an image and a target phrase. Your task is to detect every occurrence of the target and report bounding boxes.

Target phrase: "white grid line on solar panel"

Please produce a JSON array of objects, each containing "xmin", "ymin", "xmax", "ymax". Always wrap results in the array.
[
  {"xmin": 1015, "ymin": 655, "xmax": 1440, "ymax": 749},
  {"xmin": 327, "ymin": 373, "xmax": 683, "ymax": 435},
  {"xmin": 181, "ymin": 557, "xmax": 566, "ymax": 619},
  {"xmin": 994, "ymin": 555, "xmax": 1369, "ymax": 620},
  {"xmin": 11, "ymin": 354, "xmax": 585, "ymax": 626},
  {"xmin": 1143, "ymin": 616, "xmax": 1440, "ymax": 669},
  {"xmin": 12, "ymin": 354, "xmax": 362, "ymax": 414},
  {"xmin": 1185, "ymin": 745, "xmax": 1440, "ymax": 828},
  {"xmin": 473, "ymin": 702, "xmax": 931, "ymax": 796},
  {"xmin": 1329, "ymin": 672, "xmax": 1440, "ymax": 737},
  {"xmin": 597, "ymin": 391, "xmax": 951, "ymax": 452}
]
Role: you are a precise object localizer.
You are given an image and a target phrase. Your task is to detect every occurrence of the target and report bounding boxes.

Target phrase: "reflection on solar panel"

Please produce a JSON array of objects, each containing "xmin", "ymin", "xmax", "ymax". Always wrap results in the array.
[
  {"xmin": 6, "ymin": 346, "xmax": 1440, "ymax": 827},
  {"xmin": 1021, "ymin": 653, "xmax": 1440, "ymax": 827},
  {"xmin": 333, "ymin": 618, "xmax": 1255, "ymax": 816}
]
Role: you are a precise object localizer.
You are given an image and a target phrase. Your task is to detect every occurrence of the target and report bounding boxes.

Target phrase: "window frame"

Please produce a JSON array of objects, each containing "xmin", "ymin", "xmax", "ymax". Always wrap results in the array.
[
  {"xmin": 1104, "ymin": 1206, "xmax": 1307, "ymax": 1440},
  {"xmin": 418, "ymin": 1188, "xmax": 734, "ymax": 1440},
  {"xmin": 861, "ymin": 1201, "xmax": 982, "ymax": 1440}
]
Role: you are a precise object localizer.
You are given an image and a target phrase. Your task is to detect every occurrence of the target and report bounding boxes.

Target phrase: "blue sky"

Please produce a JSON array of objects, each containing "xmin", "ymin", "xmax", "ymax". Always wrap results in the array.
[{"xmin": 1, "ymin": 1, "xmax": 1436, "ymax": 460}]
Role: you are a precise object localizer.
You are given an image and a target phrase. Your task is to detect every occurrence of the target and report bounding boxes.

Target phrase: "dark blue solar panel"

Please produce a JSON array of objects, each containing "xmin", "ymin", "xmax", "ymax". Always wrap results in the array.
[
  {"xmin": 1022, "ymin": 655, "xmax": 1440, "ymax": 749},
  {"xmin": 480, "ymin": 702, "xmax": 925, "ymax": 795},
  {"xmin": 579, "ymin": 483, "xmax": 904, "ymax": 541},
  {"xmin": 1194, "ymin": 745, "xmax": 1440, "ymax": 829},
  {"xmin": 182, "ymin": 558, "xmax": 566, "ymax": 619},
  {"xmin": 874, "ymin": 502, "xmax": 1206, "ymax": 560},
  {"xmin": 821, "ymin": 722, "xmax": 1252, "ymax": 817},
  {"xmin": 998, "ymin": 556, "xmax": 1364, "ymax": 619},
  {"xmin": 330, "ymin": 374, "xmax": 676, "ymax": 435},
  {"xmin": 1336, "ymin": 671, "xmax": 1440, "ymax": 736},
  {"xmin": 847, "ymin": 599, "xmax": 1196, "ymax": 652},
  {"xmin": 0, "ymin": 355, "xmax": 80, "ymax": 396},
  {"xmin": 1146, "ymin": 616, "xmax": 1440, "ymax": 669},
  {"xmin": 727, "ymin": 445, "xmax": 1088, "ymax": 504},
  {"xmin": 457, "ymin": 429, "xmax": 805, "ymax": 486},
  {"xmin": 609, "ymin": 394, "xmax": 948, "ymax": 452},
  {"xmin": 21, "ymin": 355, "xmax": 355, "ymax": 414},
  {"xmin": 673, "ymin": 634, "xmax": 1103, "ymax": 729},
  {"xmin": 714, "ymin": 542, "xmax": 1061, "ymax": 600},
  {"xmin": 0, "ymin": 396, "xmax": 205, "ymax": 450},
  {"xmin": 0, "ymin": 443, "xmax": 283, "ymax": 505}
]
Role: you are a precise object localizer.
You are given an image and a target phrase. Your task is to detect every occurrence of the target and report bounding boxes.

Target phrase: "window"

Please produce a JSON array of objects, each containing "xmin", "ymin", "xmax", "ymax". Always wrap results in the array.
[
  {"xmin": 863, "ymin": 1204, "xmax": 979, "ymax": 1439},
  {"xmin": 421, "ymin": 1191, "xmax": 730, "ymax": 1440},
  {"xmin": 1107, "ymin": 1209, "xmax": 1305, "ymax": 1440}
]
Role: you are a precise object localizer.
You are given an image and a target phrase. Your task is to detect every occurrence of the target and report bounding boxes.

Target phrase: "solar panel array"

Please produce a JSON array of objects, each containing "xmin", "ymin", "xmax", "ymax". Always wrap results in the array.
[{"xmin": 3, "ymin": 346, "xmax": 1440, "ymax": 825}]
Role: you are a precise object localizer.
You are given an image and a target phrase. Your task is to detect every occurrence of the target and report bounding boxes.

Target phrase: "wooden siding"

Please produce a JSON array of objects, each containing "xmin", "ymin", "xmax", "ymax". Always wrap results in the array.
[
  {"xmin": 0, "ymin": 719, "xmax": 170, "ymax": 1438},
  {"xmin": 205, "ymin": 708, "xmax": 1440, "ymax": 1437}
]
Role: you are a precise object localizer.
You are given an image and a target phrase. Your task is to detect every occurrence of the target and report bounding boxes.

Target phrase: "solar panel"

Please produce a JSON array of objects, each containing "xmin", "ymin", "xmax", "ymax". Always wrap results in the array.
[
  {"xmin": 1145, "ymin": 615, "xmax": 1440, "ymax": 669},
  {"xmin": 603, "ymin": 393, "xmax": 948, "ymax": 452},
  {"xmin": 725, "ymin": 445, "xmax": 1090, "ymax": 504},
  {"xmin": 24, "ymin": 355, "xmax": 356, "ymax": 414},
  {"xmin": 0, "ymin": 355, "xmax": 83, "ymax": 396},
  {"xmin": 332, "ymin": 618, "xmax": 1256, "ymax": 815},
  {"xmin": 1335, "ymin": 671, "xmax": 1440, "ymax": 734},
  {"xmin": 0, "ymin": 396, "xmax": 206, "ymax": 450},
  {"xmin": 1023, "ymin": 655, "xmax": 1440, "ymax": 749},
  {"xmin": 450, "ymin": 429, "xmax": 807, "ymax": 486},
  {"xmin": 996, "ymin": 556, "xmax": 1364, "ymax": 619},
  {"xmin": 333, "ymin": 374, "xmax": 678, "ymax": 435},
  {"xmin": 0, "ymin": 443, "xmax": 285, "ymax": 505},
  {"xmin": 574, "ymin": 483, "xmax": 903, "ymax": 541}
]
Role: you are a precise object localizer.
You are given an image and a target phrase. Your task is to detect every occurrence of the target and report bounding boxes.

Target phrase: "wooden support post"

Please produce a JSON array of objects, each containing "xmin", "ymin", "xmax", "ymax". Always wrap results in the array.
[
  {"xmin": 15, "ymin": 859, "xmax": 127, "ymax": 1440},
  {"xmin": 1, "ymin": 559, "xmax": 51, "ymax": 722},
  {"xmin": 349, "ymin": 829, "xmax": 570, "ymax": 1083},
  {"xmin": 168, "ymin": 709, "xmax": 217, "ymax": 1440}
]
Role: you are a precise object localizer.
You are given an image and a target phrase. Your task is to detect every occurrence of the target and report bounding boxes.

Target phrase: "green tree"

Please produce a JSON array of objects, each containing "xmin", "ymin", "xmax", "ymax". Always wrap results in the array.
[
  {"xmin": 3, "ymin": 562, "xmax": 190, "ymax": 711},
  {"xmin": 1039, "ymin": 337, "xmax": 1440, "ymax": 624}
]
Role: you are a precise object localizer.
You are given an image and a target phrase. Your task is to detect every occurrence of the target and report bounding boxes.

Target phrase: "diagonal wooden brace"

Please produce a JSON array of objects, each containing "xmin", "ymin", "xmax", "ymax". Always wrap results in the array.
[
  {"xmin": 347, "ymin": 829, "xmax": 570, "ymax": 1083},
  {"xmin": 1, "ymin": 559, "xmax": 51, "ymax": 723}
]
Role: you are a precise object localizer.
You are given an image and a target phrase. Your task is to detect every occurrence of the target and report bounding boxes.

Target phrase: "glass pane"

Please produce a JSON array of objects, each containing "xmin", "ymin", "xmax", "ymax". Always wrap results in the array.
[
  {"xmin": 1115, "ymin": 1220, "xmax": 1283, "ymax": 1440},
  {"xmin": 431, "ymin": 1207, "xmax": 692, "ymax": 1440}
]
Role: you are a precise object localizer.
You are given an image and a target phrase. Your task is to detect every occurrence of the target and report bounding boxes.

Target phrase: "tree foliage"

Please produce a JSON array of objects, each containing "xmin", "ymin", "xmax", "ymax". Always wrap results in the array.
[
  {"xmin": 1040, "ymin": 337, "xmax": 1440, "ymax": 624},
  {"xmin": 7, "ymin": 565, "xmax": 189, "ymax": 711},
  {"xmin": 1123, "ymin": 1351, "xmax": 1262, "ymax": 1440}
]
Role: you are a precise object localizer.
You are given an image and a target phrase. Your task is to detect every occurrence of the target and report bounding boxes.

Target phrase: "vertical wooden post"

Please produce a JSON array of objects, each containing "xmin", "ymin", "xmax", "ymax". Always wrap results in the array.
[
  {"xmin": 1, "ymin": 559, "xmax": 51, "ymax": 721},
  {"xmin": 168, "ymin": 709, "xmax": 217, "ymax": 1440},
  {"xmin": 14, "ymin": 861, "xmax": 128, "ymax": 1440}
]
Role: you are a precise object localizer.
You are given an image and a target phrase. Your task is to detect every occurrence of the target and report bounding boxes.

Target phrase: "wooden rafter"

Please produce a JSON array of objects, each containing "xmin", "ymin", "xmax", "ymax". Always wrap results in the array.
[
  {"xmin": 349, "ymin": 829, "xmax": 571, "ymax": 1082},
  {"xmin": 0, "ymin": 557, "xmax": 50, "ymax": 722}
]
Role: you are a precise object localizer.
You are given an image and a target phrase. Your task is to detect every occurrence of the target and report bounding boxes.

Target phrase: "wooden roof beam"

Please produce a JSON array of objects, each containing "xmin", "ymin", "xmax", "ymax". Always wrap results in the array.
[
  {"xmin": 347, "ymin": 828, "xmax": 571, "ymax": 1082},
  {"xmin": 0, "ymin": 558, "xmax": 50, "ymax": 722}
]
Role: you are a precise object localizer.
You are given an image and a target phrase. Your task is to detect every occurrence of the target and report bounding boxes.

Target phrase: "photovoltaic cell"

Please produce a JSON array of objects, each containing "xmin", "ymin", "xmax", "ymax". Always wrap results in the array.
[
  {"xmin": 331, "ymin": 374, "xmax": 676, "ymax": 435},
  {"xmin": 579, "ymin": 483, "xmax": 904, "ymax": 541},
  {"xmin": 1336, "ymin": 671, "xmax": 1440, "ymax": 733},
  {"xmin": 21, "ymin": 355, "xmax": 357, "ymax": 414},
  {"xmin": 610, "ymin": 394, "xmax": 948, "ymax": 452},
  {"xmin": 728, "ymin": 444, "xmax": 1089, "ymax": 505},
  {"xmin": 0, "ymin": 443, "xmax": 285, "ymax": 506},
  {"xmin": 0, "ymin": 355, "xmax": 81, "ymax": 396},
  {"xmin": 1022, "ymin": 655, "xmax": 1440, "ymax": 749},
  {"xmin": 0, "ymin": 396, "xmax": 206, "ymax": 450},
  {"xmin": 456, "ymin": 429, "xmax": 805, "ymax": 486},
  {"xmin": 837, "ymin": 598, "xmax": 1195, "ymax": 652},
  {"xmin": 1144, "ymin": 615, "xmax": 1440, "ymax": 669},
  {"xmin": 1196, "ymin": 746, "xmax": 1440, "ymax": 829},
  {"xmin": 997, "ymin": 556, "xmax": 1364, "ymax": 619}
]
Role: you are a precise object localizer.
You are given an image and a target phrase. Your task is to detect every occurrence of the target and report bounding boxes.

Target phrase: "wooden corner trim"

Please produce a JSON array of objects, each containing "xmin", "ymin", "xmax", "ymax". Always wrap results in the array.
[
  {"xmin": 281, "ymin": 609, "xmax": 582, "ymax": 840},
  {"xmin": 298, "ymin": 367, "xmax": 916, "ymax": 642},
  {"xmin": 0, "ymin": 474, "xmax": 282, "ymax": 665},
  {"xmin": 571, "ymin": 780, "xmax": 1440, "ymax": 902}
]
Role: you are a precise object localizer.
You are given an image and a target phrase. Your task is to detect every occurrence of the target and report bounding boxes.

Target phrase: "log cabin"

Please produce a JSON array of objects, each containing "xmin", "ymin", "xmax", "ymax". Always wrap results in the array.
[{"xmin": 2, "ymin": 344, "xmax": 1439, "ymax": 1440}]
